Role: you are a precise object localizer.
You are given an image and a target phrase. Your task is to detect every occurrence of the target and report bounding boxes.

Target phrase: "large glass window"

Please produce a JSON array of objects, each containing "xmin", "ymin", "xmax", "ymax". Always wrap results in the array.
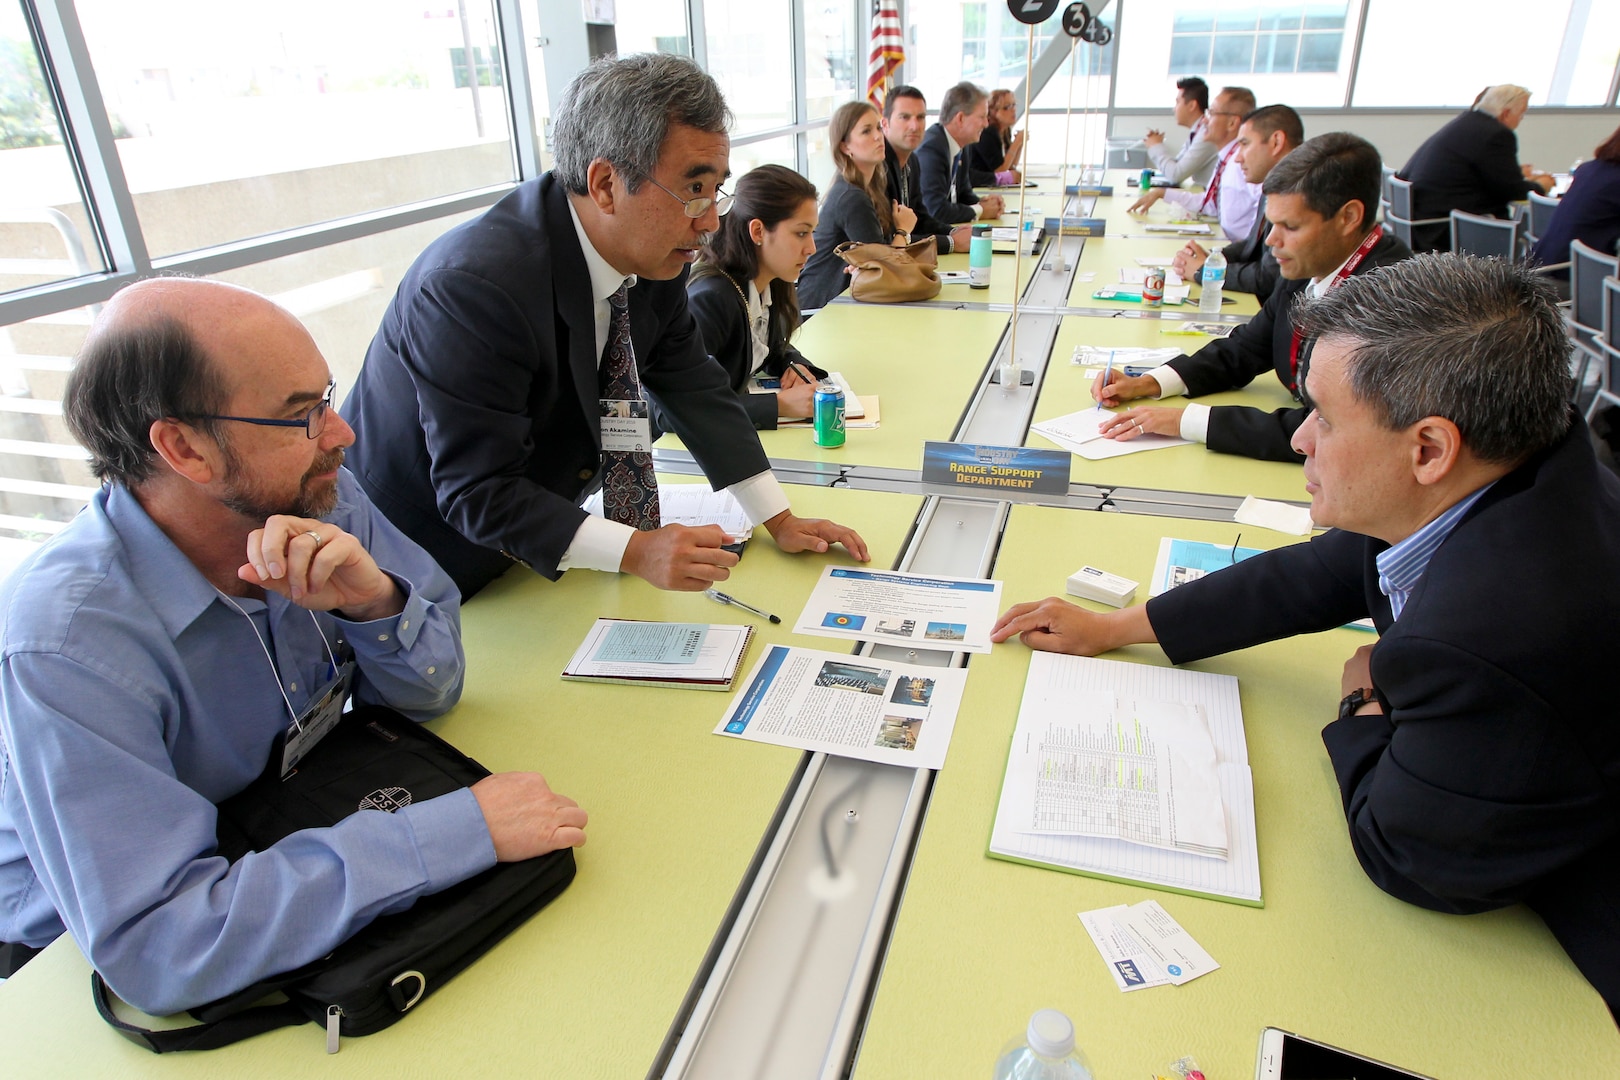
[
  {"xmin": 1116, "ymin": 0, "xmax": 1362, "ymax": 108},
  {"xmin": 1353, "ymin": 0, "xmax": 1605, "ymax": 107},
  {"xmin": 706, "ymin": 0, "xmax": 793, "ymax": 134},
  {"xmin": 72, "ymin": 0, "xmax": 516, "ymax": 258},
  {"xmin": 612, "ymin": 0, "xmax": 691, "ymax": 57},
  {"xmin": 0, "ymin": 3, "xmax": 107, "ymax": 297},
  {"xmin": 805, "ymin": 0, "xmax": 857, "ymax": 121}
]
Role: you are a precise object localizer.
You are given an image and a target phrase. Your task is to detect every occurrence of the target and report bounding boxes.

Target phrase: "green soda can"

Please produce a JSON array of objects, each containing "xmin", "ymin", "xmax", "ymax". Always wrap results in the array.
[{"xmin": 813, "ymin": 381, "xmax": 846, "ymax": 447}]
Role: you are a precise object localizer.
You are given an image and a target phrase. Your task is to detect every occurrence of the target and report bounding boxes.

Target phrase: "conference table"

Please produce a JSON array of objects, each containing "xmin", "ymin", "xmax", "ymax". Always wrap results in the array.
[{"xmin": 2, "ymin": 171, "xmax": 1615, "ymax": 1078}]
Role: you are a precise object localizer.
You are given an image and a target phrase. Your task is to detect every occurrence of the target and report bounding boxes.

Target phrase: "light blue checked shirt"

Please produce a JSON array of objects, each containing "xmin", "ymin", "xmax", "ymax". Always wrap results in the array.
[{"xmin": 1375, "ymin": 483, "xmax": 1496, "ymax": 621}]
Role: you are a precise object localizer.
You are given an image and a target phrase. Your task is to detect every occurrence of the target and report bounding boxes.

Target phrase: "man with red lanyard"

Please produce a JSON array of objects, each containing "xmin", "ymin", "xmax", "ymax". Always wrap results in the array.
[
  {"xmin": 1128, "ymin": 87, "xmax": 1261, "ymax": 243},
  {"xmin": 1092, "ymin": 133, "xmax": 1412, "ymax": 463}
]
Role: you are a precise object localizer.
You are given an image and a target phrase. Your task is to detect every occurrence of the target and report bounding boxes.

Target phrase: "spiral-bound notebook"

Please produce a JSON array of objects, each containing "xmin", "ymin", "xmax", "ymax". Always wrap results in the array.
[{"xmin": 562, "ymin": 619, "xmax": 756, "ymax": 691}]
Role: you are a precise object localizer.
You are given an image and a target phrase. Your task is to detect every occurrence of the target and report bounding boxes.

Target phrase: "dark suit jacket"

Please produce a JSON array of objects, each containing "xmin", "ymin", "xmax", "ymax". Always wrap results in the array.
[
  {"xmin": 1147, "ymin": 417, "xmax": 1620, "ymax": 1012},
  {"xmin": 1399, "ymin": 109, "xmax": 1542, "ymax": 252},
  {"xmin": 966, "ymin": 125, "xmax": 1009, "ymax": 186},
  {"xmin": 341, "ymin": 174, "xmax": 769, "ymax": 597},
  {"xmin": 1203, "ymin": 192, "xmax": 1280, "ymax": 301},
  {"xmin": 1165, "ymin": 232, "xmax": 1411, "ymax": 462},
  {"xmin": 915, "ymin": 123, "xmax": 981, "ymax": 225},
  {"xmin": 1531, "ymin": 158, "xmax": 1620, "ymax": 278},
  {"xmin": 886, "ymin": 140, "xmax": 956, "ymax": 255},
  {"xmin": 684, "ymin": 270, "xmax": 825, "ymax": 430}
]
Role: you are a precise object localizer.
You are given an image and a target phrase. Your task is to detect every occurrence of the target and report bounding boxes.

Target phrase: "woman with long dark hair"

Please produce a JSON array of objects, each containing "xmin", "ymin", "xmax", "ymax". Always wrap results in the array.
[
  {"xmin": 796, "ymin": 100, "xmax": 918, "ymax": 312},
  {"xmin": 1531, "ymin": 122, "xmax": 1620, "ymax": 277},
  {"xmin": 688, "ymin": 164, "xmax": 827, "ymax": 429}
]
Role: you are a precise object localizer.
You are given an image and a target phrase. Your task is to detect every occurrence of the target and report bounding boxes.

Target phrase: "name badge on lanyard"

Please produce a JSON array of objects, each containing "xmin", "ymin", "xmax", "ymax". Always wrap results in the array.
[
  {"xmin": 279, "ymin": 659, "xmax": 356, "ymax": 777},
  {"xmin": 599, "ymin": 398, "xmax": 654, "ymax": 452}
]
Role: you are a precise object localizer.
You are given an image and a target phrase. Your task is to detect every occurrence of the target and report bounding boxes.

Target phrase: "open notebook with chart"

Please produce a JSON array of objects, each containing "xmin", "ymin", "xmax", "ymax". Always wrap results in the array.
[{"xmin": 988, "ymin": 653, "xmax": 1261, "ymax": 906}]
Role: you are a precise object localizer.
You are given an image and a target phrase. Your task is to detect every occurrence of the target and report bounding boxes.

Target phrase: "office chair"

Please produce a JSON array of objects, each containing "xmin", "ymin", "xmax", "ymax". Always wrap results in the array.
[
  {"xmin": 1569, "ymin": 240, "xmax": 1618, "ymax": 351},
  {"xmin": 1526, "ymin": 191, "xmax": 1560, "ymax": 249},
  {"xmin": 1449, "ymin": 210, "xmax": 1521, "ymax": 259},
  {"xmin": 1589, "ymin": 275, "xmax": 1620, "ymax": 423},
  {"xmin": 1386, "ymin": 176, "xmax": 1448, "ymax": 250}
]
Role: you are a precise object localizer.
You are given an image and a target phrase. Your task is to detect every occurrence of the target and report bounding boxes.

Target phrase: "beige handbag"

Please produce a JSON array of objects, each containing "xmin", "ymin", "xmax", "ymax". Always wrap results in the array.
[{"xmin": 834, "ymin": 238, "xmax": 943, "ymax": 303}]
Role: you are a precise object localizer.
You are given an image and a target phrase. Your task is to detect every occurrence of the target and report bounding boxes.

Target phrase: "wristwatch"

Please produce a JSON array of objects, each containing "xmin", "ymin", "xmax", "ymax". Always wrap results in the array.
[{"xmin": 1338, "ymin": 687, "xmax": 1380, "ymax": 720}]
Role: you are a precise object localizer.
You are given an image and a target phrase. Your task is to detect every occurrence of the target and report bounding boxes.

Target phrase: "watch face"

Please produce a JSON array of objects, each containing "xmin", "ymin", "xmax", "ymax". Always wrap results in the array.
[{"xmin": 1008, "ymin": 0, "xmax": 1061, "ymax": 24}]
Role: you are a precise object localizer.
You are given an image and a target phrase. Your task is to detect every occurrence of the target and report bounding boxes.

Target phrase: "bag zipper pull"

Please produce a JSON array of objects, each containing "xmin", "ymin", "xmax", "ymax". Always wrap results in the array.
[{"xmin": 326, "ymin": 1005, "xmax": 343, "ymax": 1054}]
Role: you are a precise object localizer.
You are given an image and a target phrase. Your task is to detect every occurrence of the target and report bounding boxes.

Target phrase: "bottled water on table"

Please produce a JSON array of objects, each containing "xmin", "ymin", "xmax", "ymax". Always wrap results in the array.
[
  {"xmin": 991, "ymin": 1009, "xmax": 1095, "ymax": 1080},
  {"xmin": 1199, "ymin": 248, "xmax": 1226, "ymax": 314}
]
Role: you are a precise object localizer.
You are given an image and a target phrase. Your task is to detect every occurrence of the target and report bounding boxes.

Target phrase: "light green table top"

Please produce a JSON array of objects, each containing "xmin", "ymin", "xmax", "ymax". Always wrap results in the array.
[
  {"xmin": 0, "ymin": 483, "xmax": 921, "ymax": 1078},
  {"xmin": 660, "ymin": 303, "xmax": 1011, "ymax": 471},
  {"xmin": 855, "ymin": 505, "xmax": 1620, "ymax": 1079},
  {"xmin": 1030, "ymin": 316, "xmax": 1310, "ymax": 503}
]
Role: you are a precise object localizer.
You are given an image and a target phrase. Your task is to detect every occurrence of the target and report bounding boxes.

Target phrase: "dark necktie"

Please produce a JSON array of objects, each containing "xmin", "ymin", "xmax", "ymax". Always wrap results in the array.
[{"xmin": 598, "ymin": 282, "xmax": 661, "ymax": 530}]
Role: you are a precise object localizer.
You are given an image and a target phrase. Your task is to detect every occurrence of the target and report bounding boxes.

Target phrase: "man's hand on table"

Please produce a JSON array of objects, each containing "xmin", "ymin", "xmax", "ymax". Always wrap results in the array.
[
  {"xmin": 1173, "ymin": 241, "xmax": 1208, "ymax": 280},
  {"xmin": 1097, "ymin": 406, "xmax": 1184, "ymax": 441},
  {"xmin": 1091, "ymin": 368, "xmax": 1162, "ymax": 407},
  {"xmin": 990, "ymin": 597, "xmax": 1156, "ymax": 655},
  {"xmin": 763, "ymin": 509, "xmax": 870, "ymax": 563}
]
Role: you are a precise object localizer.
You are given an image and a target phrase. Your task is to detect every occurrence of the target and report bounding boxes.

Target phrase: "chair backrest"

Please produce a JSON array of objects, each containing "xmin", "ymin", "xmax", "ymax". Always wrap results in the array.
[
  {"xmin": 1603, "ymin": 275, "xmax": 1620, "ymax": 359},
  {"xmin": 1380, "ymin": 167, "xmax": 1395, "ymax": 216},
  {"xmin": 1387, "ymin": 176, "xmax": 1417, "ymax": 220},
  {"xmin": 1571, "ymin": 240, "xmax": 1619, "ymax": 340},
  {"xmin": 1450, "ymin": 210, "xmax": 1520, "ymax": 259},
  {"xmin": 1527, "ymin": 191, "xmax": 1560, "ymax": 246}
]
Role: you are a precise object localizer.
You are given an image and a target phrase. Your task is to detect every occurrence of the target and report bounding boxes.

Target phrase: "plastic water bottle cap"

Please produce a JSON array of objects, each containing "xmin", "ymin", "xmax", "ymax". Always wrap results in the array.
[{"xmin": 1026, "ymin": 1009, "xmax": 1075, "ymax": 1057}]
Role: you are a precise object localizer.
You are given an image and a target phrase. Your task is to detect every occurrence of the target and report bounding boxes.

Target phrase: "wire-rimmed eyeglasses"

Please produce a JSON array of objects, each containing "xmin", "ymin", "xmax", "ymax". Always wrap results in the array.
[
  {"xmin": 645, "ymin": 176, "xmax": 733, "ymax": 218},
  {"xmin": 195, "ymin": 379, "xmax": 335, "ymax": 440}
]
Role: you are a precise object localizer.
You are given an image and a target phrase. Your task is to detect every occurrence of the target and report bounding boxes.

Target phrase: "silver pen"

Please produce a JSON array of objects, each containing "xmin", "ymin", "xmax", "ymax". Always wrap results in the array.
[{"xmin": 704, "ymin": 587, "xmax": 782, "ymax": 624}]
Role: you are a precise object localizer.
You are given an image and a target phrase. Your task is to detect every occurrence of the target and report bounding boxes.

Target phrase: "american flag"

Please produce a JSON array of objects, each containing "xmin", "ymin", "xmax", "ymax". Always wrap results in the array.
[{"xmin": 866, "ymin": 1, "xmax": 905, "ymax": 107}]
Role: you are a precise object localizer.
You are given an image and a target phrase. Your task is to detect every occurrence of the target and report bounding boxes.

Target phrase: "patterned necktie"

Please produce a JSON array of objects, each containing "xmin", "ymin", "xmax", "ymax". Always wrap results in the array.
[
  {"xmin": 598, "ymin": 282, "xmax": 661, "ymax": 530},
  {"xmin": 1198, "ymin": 141, "xmax": 1240, "ymax": 216}
]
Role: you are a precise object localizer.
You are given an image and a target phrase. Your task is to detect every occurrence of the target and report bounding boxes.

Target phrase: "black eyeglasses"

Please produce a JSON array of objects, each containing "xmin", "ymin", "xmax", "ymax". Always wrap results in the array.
[
  {"xmin": 195, "ymin": 379, "xmax": 335, "ymax": 440},
  {"xmin": 645, "ymin": 176, "xmax": 734, "ymax": 218}
]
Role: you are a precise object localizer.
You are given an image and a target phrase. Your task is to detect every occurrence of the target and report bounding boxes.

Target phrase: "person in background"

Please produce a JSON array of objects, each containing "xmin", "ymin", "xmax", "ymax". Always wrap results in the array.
[
  {"xmin": 1129, "ymin": 86, "xmax": 1259, "ymax": 242},
  {"xmin": 1398, "ymin": 84, "xmax": 1556, "ymax": 252},
  {"xmin": 882, "ymin": 85, "xmax": 973, "ymax": 256},
  {"xmin": 685, "ymin": 165, "xmax": 827, "ymax": 429},
  {"xmin": 1173, "ymin": 104, "xmax": 1305, "ymax": 301},
  {"xmin": 1145, "ymin": 76, "xmax": 1218, "ymax": 187},
  {"xmin": 1093, "ymin": 132, "xmax": 1411, "ymax": 463},
  {"xmin": 994, "ymin": 254, "xmax": 1620, "ymax": 1017},
  {"xmin": 967, "ymin": 88, "xmax": 1026, "ymax": 186},
  {"xmin": 797, "ymin": 100, "xmax": 919, "ymax": 312},
  {"xmin": 1530, "ymin": 121, "xmax": 1620, "ymax": 278},
  {"xmin": 914, "ymin": 81, "xmax": 1006, "ymax": 225}
]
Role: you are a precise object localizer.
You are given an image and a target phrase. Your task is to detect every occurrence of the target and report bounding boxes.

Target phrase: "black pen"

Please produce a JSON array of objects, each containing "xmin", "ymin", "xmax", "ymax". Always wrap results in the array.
[
  {"xmin": 786, "ymin": 360, "xmax": 818, "ymax": 387},
  {"xmin": 705, "ymin": 587, "xmax": 781, "ymax": 624}
]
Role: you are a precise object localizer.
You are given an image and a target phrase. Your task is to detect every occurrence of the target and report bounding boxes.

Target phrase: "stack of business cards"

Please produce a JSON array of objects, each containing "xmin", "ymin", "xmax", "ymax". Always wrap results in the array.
[{"xmin": 1078, "ymin": 900, "xmax": 1219, "ymax": 992}]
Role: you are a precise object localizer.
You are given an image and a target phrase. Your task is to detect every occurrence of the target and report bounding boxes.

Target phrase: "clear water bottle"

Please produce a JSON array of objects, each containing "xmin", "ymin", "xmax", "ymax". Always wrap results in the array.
[
  {"xmin": 1199, "ymin": 248, "xmax": 1226, "ymax": 314},
  {"xmin": 992, "ymin": 1009, "xmax": 1095, "ymax": 1080}
]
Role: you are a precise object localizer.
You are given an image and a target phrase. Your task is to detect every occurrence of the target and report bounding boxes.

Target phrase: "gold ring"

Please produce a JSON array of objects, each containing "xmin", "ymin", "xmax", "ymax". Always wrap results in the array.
[{"xmin": 306, "ymin": 531, "xmax": 323, "ymax": 548}]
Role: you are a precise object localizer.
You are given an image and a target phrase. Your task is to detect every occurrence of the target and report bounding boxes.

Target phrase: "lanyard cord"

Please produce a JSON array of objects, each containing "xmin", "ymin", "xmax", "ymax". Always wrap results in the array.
[{"xmin": 216, "ymin": 592, "xmax": 338, "ymax": 731}]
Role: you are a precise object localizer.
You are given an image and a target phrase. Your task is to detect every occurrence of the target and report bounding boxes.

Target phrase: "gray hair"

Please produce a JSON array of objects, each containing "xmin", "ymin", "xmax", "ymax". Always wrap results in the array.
[
  {"xmin": 1292, "ymin": 253, "xmax": 1571, "ymax": 464},
  {"xmin": 551, "ymin": 53, "xmax": 732, "ymax": 196},
  {"xmin": 1475, "ymin": 84, "xmax": 1530, "ymax": 116},
  {"xmin": 939, "ymin": 81, "xmax": 987, "ymax": 125}
]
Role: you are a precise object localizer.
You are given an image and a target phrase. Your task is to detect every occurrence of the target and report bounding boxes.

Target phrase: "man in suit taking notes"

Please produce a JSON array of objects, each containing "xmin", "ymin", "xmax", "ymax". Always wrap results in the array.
[
  {"xmin": 1172, "ymin": 103, "xmax": 1304, "ymax": 302},
  {"xmin": 1092, "ymin": 132, "xmax": 1410, "ymax": 463},
  {"xmin": 994, "ymin": 254, "xmax": 1620, "ymax": 1016},
  {"xmin": 914, "ymin": 81, "xmax": 1005, "ymax": 226},
  {"xmin": 342, "ymin": 54, "xmax": 868, "ymax": 598}
]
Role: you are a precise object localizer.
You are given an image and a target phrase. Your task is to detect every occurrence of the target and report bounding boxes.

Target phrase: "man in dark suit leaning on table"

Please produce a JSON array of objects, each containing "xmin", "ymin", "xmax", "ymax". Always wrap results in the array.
[
  {"xmin": 341, "ymin": 53, "xmax": 867, "ymax": 600},
  {"xmin": 1171, "ymin": 103, "xmax": 1305, "ymax": 302},
  {"xmin": 913, "ymin": 81, "xmax": 1005, "ymax": 226},
  {"xmin": 882, "ymin": 85, "xmax": 972, "ymax": 255},
  {"xmin": 995, "ymin": 254, "xmax": 1620, "ymax": 1017},
  {"xmin": 1092, "ymin": 132, "xmax": 1411, "ymax": 463}
]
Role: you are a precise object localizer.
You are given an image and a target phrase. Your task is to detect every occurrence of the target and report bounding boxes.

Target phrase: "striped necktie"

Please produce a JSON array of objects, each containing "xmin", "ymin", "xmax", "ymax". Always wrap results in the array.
[
  {"xmin": 598, "ymin": 282, "xmax": 661, "ymax": 530},
  {"xmin": 1198, "ymin": 141, "xmax": 1240, "ymax": 216}
]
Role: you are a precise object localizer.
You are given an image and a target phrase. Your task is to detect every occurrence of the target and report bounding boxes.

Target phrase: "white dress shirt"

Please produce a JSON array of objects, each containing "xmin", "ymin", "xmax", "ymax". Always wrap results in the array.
[
  {"xmin": 1160, "ymin": 140, "xmax": 1262, "ymax": 242},
  {"xmin": 559, "ymin": 202, "xmax": 790, "ymax": 572}
]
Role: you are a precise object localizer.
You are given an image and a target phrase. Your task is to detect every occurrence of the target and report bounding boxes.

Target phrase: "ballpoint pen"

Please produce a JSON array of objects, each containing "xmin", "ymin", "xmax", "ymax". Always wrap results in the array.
[
  {"xmin": 1097, "ymin": 351, "xmax": 1114, "ymax": 411},
  {"xmin": 786, "ymin": 360, "xmax": 818, "ymax": 387},
  {"xmin": 705, "ymin": 587, "xmax": 782, "ymax": 624}
]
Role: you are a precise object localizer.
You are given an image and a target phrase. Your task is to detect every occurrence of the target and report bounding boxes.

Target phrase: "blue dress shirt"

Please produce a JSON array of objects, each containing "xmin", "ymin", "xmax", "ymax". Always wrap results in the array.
[
  {"xmin": 0, "ymin": 469, "xmax": 491, "ymax": 1015},
  {"xmin": 1375, "ymin": 484, "xmax": 1494, "ymax": 621}
]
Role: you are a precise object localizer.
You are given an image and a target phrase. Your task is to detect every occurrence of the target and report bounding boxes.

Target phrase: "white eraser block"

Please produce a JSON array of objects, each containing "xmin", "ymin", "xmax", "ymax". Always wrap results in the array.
[{"xmin": 1067, "ymin": 565, "xmax": 1137, "ymax": 608}]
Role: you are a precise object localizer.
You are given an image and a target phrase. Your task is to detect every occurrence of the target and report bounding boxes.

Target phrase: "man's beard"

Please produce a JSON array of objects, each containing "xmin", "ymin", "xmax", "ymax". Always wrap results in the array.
[{"xmin": 220, "ymin": 444, "xmax": 346, "ymax": 521}]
